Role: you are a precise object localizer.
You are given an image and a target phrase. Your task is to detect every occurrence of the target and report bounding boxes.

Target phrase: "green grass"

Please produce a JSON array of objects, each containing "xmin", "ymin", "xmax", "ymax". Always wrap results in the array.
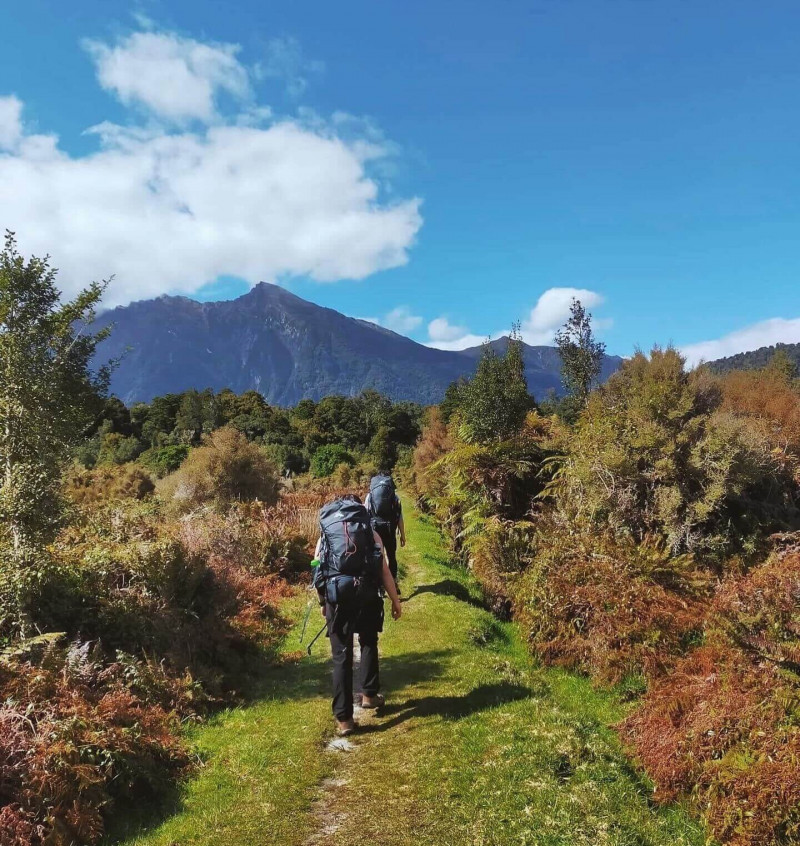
[{"xmin": 111, "ymin": 498, "xmax": 708, "ymax": 846}]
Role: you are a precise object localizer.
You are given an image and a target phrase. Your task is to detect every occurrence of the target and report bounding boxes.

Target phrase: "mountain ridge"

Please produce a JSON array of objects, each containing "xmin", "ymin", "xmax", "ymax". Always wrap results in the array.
[
  {"xmin": 706, "ymin": 341, "xmax": 800, "ymax": 375},
  {"xmin": 92, "ymin": 282, "xmax": 624, "ymax": 405}
]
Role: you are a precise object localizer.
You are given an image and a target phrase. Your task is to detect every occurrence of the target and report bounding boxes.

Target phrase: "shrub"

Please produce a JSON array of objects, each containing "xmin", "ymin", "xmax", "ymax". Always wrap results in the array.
[
  {"xmin": 512, "ymin": 519, "xmax": 709, "ymax": 683},
  {"xmin": 44, "ymin": 500, "xmax": 291, "ymax": 693},
  {"xmin": 468, "ymin": 516, "xmax": 536, "ymax": 617},
  {"xmin": 260, "ymin": 442, "xmax": 307, "ymax": 476},
  {"xmin": 64, "ymin": 464, "xmax": 155, "ymax": 506},
  {"xmin": 138, "ymin": 444, "xmax": 190, "ymax": 478},
  {"xmin": 0, "ymin": 642, "xmax": 192, "ymax": 845},
  {"xmin": 621, "ymin": 546, "xmax": 800, "ymax": 846},
  {"xmin": 454, "ymin": 330, "xmax": 533, "ymax": 444},
  {"xmin": 403, "ymin": 407, "xmax": 452, "ymax": 507},
  {"xmin": 179, "ymin": 502, "xmax": 311, "ymax": 582},
  {"xmin": 718, "ymin": 366, "xmax": 800, "ymax": 462},
  {"xmin": 554, "ymin": 347, "xmax": 798, "ymax": 563},
  {"xmin": 96, "ymin": 432, "xmax": 145, "ymax": 465},
  {"xmin": 159, "ymin": 426, "xmax": 279, "ymax": 511},
  {"xmin": 310, "ymin": 444, "xmax": 354, "ymax": 478},
  {"xmin": 428, "ymin": 412, "xmax": 555, "ymax": 553}
]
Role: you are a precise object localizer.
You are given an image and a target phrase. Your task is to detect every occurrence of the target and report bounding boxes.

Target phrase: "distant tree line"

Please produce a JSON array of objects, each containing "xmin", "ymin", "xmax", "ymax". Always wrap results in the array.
[
  {"xmin": 708, "ymin": 342, "xmax": 800, "ymax": 376},
  {"xmin": 77, "ymin": 387, "xmax": 424, "ymax": 478}
]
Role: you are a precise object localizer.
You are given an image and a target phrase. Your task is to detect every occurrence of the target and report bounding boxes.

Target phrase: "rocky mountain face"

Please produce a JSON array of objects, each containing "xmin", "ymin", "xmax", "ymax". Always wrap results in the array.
[{"xmin": 92, "ymin": 283, "xmax": 623, "ymax": 405}]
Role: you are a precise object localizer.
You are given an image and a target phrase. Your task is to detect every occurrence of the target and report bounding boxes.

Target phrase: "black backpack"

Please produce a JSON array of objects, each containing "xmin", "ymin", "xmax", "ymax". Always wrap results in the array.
[
  {"xmin": 368, "ymin": 475, "xmax": 398, "ymax": 527},
  {"xmin": 315, "ymin": 498, "xmax": 380, "ymax": 608}
]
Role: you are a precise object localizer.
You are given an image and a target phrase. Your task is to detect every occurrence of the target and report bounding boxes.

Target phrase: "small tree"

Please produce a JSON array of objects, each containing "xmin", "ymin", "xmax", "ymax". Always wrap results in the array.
[
  {"xmin": 458, "ymin": 326, "xmax": 533, "ymax": 444},
  {"xmin": 555, "ymin": 298, "xmax": 606, "ymax": 406},
  {"xmin": 765, "ymin": 348, "xmax": 798, "ymax": 382},
  {"xmin": 0, "ymin": 232, "xmax": 110, "ymax": 553}
]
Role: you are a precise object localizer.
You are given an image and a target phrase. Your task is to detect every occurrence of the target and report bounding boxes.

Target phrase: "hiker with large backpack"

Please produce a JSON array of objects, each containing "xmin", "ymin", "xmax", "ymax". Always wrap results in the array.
[
  {"xmin": 313, "ymin": 494, "xmax": 402, "ymax": 737},
  {"xmin": 365, "ymin": 474, "xmax": 406, "ymax": 588}
]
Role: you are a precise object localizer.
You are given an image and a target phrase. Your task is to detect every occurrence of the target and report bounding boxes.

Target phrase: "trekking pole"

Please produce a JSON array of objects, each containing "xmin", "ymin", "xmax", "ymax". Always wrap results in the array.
[
  {"xmin": 300, "ymin": 557, "xmax": 322, "ymax": 644},
  {"xmin": 306, "ymin": 621, "xmax": 327, "ymax": 656},
  {"xmin": 299, "ymin": 599, "xmax": 313, "ymax": 644}
]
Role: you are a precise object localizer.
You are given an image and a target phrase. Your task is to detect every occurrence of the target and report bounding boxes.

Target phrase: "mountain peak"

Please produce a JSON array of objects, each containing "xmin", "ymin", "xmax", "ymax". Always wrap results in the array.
[{"xmin": 92, "ymin": 286, "xmax": 623, "ymax": 405}]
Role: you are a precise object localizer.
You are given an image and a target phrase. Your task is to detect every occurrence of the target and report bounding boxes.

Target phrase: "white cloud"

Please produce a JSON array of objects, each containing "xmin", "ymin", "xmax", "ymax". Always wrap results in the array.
[
  {"xmin": 382, "ymin": 306, "xmax": 423, "ymax": 334},
  {"xmin": 0, "ymin": 95, "xmax": 23, "ymax": 150},
  {"xmin": 425, "ymin": 287, "xmax": 609, "ymax": 352},
  {"xmin": 256, "ymin": 36, "xmax": 324, "ymax": 98},
  {"xmin": 84, "ymin": 30, "xmax": 252, "ymax": 123},
  {"xmin": 681, "ymin": 317, "xmax": 800, "ymax": 367},
  {"xmin": 426, "ymin": 317, "xmax": 488, "ymax": 351},
  {"xmin": 0, "ymin": 28, "xmax": 422, "ymax": 309},
  {"xmin": 521, "ymin": 287, "xmax": 606, "ymax": 344}
]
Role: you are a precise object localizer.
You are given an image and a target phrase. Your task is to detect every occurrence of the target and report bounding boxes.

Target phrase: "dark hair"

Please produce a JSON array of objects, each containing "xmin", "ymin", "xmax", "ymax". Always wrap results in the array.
[{"xmin": 343, "ymin": 493, "xmax": 362, "ymax": 504}]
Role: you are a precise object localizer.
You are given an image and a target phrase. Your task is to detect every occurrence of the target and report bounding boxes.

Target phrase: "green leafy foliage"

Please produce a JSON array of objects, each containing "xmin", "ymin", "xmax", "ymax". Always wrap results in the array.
[
  {"xmin": 137, "ymin": 444, "xmax": 190, "ymax": 478},
  {"xmin": 77, "ymin": 387, "xmax": 423, "ymax": 479},
  {"xmin": 415, "ymin": 340, "xmax": 800, "ymax": 845},
  {"xmin": 0, "ymin": 232, "xmax": 109, "ymax": 554},
  {"xmin": 553, "ymin": 347, "xmax": 799, "ymax": 561},
  {"xmin": 554, "ymin": 297, "xmax": 606, "ymax": 405},
  {"xmin": 451, "ymin": 328, "xmax": 534, "ymax": 444},
  {"xmin": 310, "ymin": 443, "xmax": 354, "ymax": 478}
]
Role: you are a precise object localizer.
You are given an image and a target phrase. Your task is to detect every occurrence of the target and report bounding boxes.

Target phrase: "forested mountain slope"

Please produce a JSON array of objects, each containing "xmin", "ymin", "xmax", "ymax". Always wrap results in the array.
[
  {"xmin": 708, "ymin": 341, "xmax": 800, "ymax": 373},
  {"xmin": 91, "ymin": 283, "xmax": 623, "ymax": 404}
]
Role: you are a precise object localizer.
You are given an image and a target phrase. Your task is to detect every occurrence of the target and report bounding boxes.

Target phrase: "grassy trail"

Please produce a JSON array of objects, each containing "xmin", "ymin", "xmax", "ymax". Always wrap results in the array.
[{"xmin": 114, "ymin": 500, "xmax": 707, "ymax": 846}]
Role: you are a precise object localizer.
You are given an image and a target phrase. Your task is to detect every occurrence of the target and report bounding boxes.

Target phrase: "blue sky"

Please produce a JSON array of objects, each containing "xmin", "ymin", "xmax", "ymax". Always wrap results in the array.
[{"xmin": 2, "ymin": 0, "xmax": 800, "ymax": 361}]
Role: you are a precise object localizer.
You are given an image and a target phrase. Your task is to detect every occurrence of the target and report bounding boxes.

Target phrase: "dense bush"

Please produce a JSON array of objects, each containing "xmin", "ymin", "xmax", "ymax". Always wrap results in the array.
[
  {"xmin": 138, "ymin": 444, "xmax": 190, "ymax": 478},
  {"xmin": 159, "ymin": 426, "xmax": 279, "ymax": 511},
  {"xmin": 512, "ymin": 519, "xmax": 709, "ymax": 682},
  {"xmin": 622, "ymin": 545, "xmax": 800, "ymax": 845},
  {"xmin": 310, "ymin": 443, "xmax": 355, "ymax": 478},
  {"xmin": 64, "ymin": 464, "xmax": 155, "ymax": 505},
  {"xmin": 401, "ymin": 406, "xmax": 452, "ymax": 509},
  {"xmin": 554, "ymin": 348, "xmax": 798, "ymax": 562},
  {"xmin": 414, "ymin": 338, "xmax": 800, "ymax": 845},
  {"xmin": 0, "ymin": 484, "xmax": 324, "ymax": 843},
  {"xmin": 0, "ymin": 640, "xmax": 192, "ymax": 846},
  {"xmin": 719, "ymin": 365, "xmax": 800, "ymax": 461},
  {"xmin": 46, "ymin": 500, "xmax": 291, "ymax": 689}
]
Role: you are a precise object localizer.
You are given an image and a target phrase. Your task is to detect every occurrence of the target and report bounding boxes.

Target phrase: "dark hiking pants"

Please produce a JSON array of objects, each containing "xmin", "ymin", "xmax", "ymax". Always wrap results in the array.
[
  {"xmin": 326, "ymin": 603, "xmax": 380, "ymax": 722},
  {"xmin": 375, "ymin": 522, "xmax": 399, "ymax": 583}
]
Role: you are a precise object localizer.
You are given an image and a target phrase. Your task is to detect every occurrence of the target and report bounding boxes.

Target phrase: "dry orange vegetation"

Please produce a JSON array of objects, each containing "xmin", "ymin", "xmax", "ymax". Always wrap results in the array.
[
  {"xmin": 408, "ymin": 350, "xmax": 800, "ymax": 845},
  {"xmin": 0, "ymin": 466, "xmax": 338, "ymax": 845}
]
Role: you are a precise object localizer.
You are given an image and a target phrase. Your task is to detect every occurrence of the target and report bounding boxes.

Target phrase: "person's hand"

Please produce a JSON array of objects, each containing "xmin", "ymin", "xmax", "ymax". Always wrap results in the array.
[
  {"xmin": 391, "ymin": 600, "xmax": 402, "ymax": 620},
  {"xmin": 320, "ymin": 604, "xmax": 327, "ymax": 619},
  {"xmin": 400, "ymin": 536, "xmax": 406, "ymax": 548}
]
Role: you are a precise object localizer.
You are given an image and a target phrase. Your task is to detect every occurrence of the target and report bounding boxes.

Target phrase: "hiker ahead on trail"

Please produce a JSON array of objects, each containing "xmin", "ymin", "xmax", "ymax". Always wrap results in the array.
[
  {"xmin": 365, "ymin": 474, "xmax": 406, "ymax": 588},
  {"xmin": 314, "ymin": 494, "xmax": 402, "ymax": 737}
]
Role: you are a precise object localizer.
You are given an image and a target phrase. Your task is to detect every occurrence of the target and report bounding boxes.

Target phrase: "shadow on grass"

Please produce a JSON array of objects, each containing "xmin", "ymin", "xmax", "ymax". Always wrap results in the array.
[
  {"xmin": 105, "ymin": 649, "xmax": 452, "ymax": 844},
  {"xmin": 103, "ymin": 786, "xmax": 185, "ymax": 845},
  {"xmin": 360, "ymin": 681, "xmax": 532, "ymax": 734},
  {"xmin": 403, "ymin": 579, "xmax": 485, "ymax": 609}
]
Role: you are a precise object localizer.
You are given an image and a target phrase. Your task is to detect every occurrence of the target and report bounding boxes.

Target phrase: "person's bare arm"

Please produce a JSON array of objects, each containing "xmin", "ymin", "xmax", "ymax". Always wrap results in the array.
[
  {"xmin": 374, "ymin": 530, "xmax": 402, "ymax": 619},
  {"xmin": 398, "ymin": 513, "xmax": 406, "ymax": 547}
]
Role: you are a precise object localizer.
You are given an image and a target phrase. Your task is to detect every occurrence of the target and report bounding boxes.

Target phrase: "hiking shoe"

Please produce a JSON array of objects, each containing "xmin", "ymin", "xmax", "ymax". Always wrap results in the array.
[
  {"xmin": 335, "ymin": 718, "xmax": 356, "ymax": 737},
  {"xmin": 360, "ymin": 694, "xmax": 385, "ymax": 710}
]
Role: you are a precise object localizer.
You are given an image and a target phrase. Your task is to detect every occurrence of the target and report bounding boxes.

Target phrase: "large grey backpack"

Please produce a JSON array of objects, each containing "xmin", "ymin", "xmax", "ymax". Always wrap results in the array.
[
  {"xmin": 315, "ymin": 498, "xmax": 378, "ymax": 607},
  {"xmin": 368, "ymin": 475, "xmax": 398, "ymax": 527}
]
